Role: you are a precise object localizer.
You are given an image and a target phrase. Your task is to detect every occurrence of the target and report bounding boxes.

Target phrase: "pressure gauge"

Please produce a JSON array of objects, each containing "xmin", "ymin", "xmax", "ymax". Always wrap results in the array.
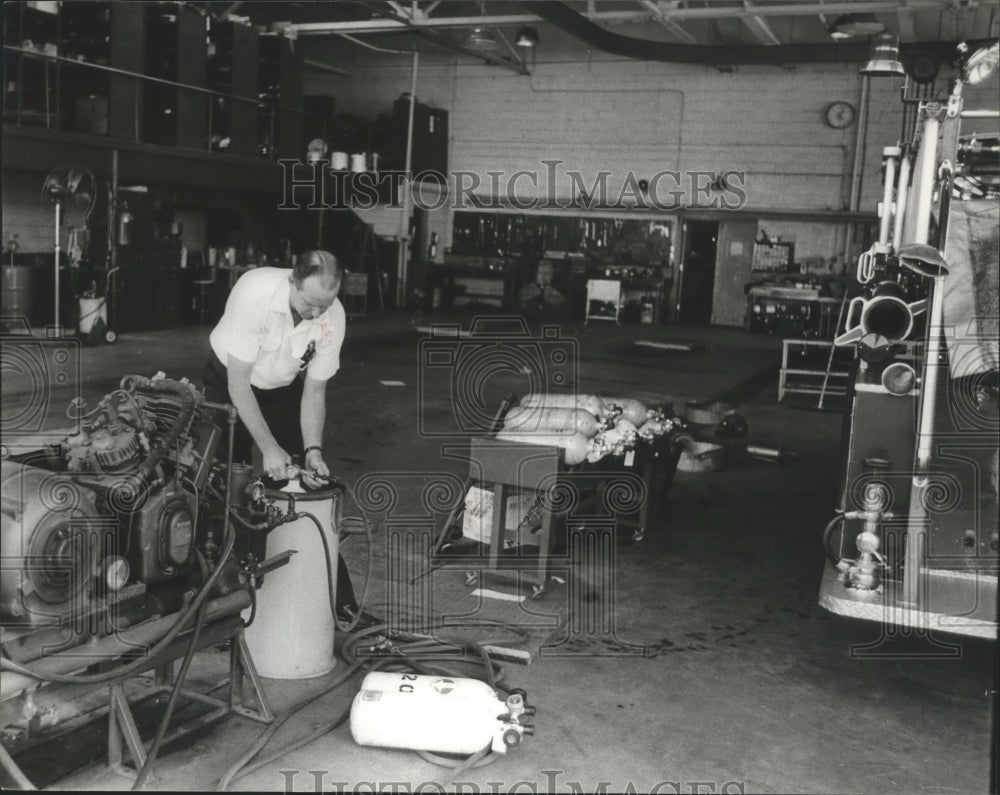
[
  {"xmin": 103, "ymin": 556, "xmax": 130, "ymax": 591},
  {"xmin": 825, "ymin": 101, "xmax": 857, "ymax": 129}
]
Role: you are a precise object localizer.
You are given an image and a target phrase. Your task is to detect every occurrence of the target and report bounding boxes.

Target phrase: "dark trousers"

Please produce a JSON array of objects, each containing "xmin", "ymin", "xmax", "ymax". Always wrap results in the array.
[
  {"xmin": 202, "ymin": 354, "xmax": 305, "ymax": 465},
  {"xmin": 201, "ymin": 355, "xmax": 360, "ymax": 618}
]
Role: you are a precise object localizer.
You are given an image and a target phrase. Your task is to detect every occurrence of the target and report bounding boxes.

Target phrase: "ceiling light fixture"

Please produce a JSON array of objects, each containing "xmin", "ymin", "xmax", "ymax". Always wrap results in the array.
[
  {"xmin": 464, "ymin": 26, "xmax": 498, "ymax": 51},
  {"xmin": 861, "ymin": 32, "xmax": 906, "ymax": 77},
  {"xmin": 830, "ymin": 13, "xmax": 885, "ymax": 39}
]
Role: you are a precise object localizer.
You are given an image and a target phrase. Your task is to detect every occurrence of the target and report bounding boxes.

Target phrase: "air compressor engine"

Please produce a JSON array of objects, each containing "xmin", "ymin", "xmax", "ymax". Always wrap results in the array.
[
  {"xmin": 0, "ymin": 374, "xmax": 226, "ymax": 627},
  {"xmin": 0, "ymin": 373, "xmax": 321, "ymax": 778},
  {"xmin": 350, "ymin": 672, "xmax": 535, "ymax": 755}
]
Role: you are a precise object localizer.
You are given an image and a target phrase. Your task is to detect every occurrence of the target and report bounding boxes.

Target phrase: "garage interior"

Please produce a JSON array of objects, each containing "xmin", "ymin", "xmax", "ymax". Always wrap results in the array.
[{"xmin": 1, "ymin": 2, "xmax": 998, "ymax": 793}]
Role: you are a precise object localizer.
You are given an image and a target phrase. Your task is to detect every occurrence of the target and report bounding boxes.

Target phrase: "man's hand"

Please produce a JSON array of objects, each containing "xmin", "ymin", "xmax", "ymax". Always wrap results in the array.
[
  {"xmin": 262, "ymin": 443, "xmax": 293, "ymax": 481},
  {"xmin": 303, "ymin": 447, "xmax": 330, "ymax": 489}
]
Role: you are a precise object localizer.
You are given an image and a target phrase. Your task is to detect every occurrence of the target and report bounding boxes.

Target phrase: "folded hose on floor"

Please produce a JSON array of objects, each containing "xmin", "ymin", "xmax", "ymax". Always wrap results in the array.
[
  {"xmin": 215, "ymin": 502, "xmax": 527, "ymax": 792},
  {"xmin": 214, "ymin": 622, "xmax": 514, "ymax": 791}
]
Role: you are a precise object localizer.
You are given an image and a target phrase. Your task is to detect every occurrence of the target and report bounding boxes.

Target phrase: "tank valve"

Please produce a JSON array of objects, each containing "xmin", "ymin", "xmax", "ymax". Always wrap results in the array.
[
  {"xmin": 847, "ymin": 483, "xmax": 893, "ymax": 591},
  {"xmin": 249, "ymin": 477, "xmax": 266, "ymax": 505}
]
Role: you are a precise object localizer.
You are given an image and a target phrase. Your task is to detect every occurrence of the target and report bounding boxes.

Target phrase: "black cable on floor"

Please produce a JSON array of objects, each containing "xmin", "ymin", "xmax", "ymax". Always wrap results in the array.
[
  {"xmin": 0, "ymin": 743, "xmax": 36, "ymax": 791},
  {"xmin": 132, "ymin": 551, "xmax": 212, "ymax": 791},
  {"xmin": 215, "ymin": 660, "xmax": 366, "ymax": 792},
  {"xmin": 214, "ymin": 617, "xmax": 519, "ymax": 791}
]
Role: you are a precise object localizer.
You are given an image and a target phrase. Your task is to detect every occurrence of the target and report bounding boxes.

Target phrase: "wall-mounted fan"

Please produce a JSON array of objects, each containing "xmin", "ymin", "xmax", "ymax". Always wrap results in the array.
[{"xmin": 40, "ymin": 164, "xmax": 96, "ymax": 335}]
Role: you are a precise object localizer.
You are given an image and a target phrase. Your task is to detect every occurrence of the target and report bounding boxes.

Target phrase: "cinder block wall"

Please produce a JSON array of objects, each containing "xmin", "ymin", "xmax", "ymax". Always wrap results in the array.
[{"xmin": 304, "ymin": 35, "xmax": 910, "ymax": 257}]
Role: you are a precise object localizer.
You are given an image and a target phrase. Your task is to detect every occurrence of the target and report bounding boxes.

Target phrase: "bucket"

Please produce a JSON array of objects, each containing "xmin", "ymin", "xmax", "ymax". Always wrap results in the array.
[
  {"xmin": 350, "ymin": 153, "xmax": 367, "ymax": 173},
  {"xmin": 684, "ymin": 400, "xmax": 732, "ymax": 426},
  {"xmin": 677, "ymin": 441, "xmax": 725, "ymax": 473},
  {"xmin": 243, "ymin": 483, "xmax": 343, "ymax": 678},
  {"xmin": 78, "ymin": 296, "xmax": 107, "ymax": 334},
  {"xmin": 331, "ymin": 151, "xmax": 349, "ymax": 170}
]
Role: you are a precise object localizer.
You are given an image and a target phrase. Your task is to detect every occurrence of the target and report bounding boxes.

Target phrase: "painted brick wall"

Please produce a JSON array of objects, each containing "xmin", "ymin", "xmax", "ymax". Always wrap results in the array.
[
  {"xmin": 304, "ymin": 39, "xmax": 913, "ymax": 265},
  {"xmin": 305, "ymin": 45, "xmax": 907, "ymax": 205}
]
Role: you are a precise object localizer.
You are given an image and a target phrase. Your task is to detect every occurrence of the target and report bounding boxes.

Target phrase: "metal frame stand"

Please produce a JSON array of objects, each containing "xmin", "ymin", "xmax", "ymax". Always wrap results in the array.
[
  {"xmin": 440, "ymin": 438, "xmax": 563, "ymax": 599},
  {"xmin": 106, "ymin": 616, "xmax": 272, "ymax": 780}
]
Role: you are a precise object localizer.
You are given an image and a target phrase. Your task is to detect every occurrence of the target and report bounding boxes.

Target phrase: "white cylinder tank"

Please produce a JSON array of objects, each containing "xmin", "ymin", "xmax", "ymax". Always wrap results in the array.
[
  {"xmin": 243, "ymin": 484, "xmax": 341, "ymax": 679},
  {"xmin": 350, "ymin": 672, "xmax": 507, "ymax": 755}
]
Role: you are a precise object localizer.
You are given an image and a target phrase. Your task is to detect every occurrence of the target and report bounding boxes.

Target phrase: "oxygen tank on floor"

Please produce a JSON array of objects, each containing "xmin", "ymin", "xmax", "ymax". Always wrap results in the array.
[{"xmin": 350, "ymin": 672, "xmax": 535, "ymax": 755}]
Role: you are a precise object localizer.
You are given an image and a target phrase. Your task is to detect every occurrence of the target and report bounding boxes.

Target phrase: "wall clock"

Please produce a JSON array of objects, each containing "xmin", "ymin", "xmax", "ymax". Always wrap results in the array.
[{"xmin": 825, "ymin": 101, "xmax": 857, "ymax": 129}]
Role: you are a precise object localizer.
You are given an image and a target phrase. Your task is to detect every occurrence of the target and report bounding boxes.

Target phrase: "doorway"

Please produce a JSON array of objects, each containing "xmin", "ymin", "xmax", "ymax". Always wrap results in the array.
[{"xmin": 678, "ymin": 220, "xmax": 719, "ymax": 324}]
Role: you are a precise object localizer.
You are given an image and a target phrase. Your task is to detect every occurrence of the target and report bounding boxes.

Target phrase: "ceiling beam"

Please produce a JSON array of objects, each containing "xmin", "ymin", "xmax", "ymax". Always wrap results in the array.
[
  {"xmin": 288, "ymin": 3, "xmax": 959, "ymax": 35},
  {"xmin": 638, "ymin": 1, "xmax": 699, "ymax": 44},
  {"xmin": 897, "ymin": 8, "xmax": 917, "ymax": 40},
  {"xmin": 494, "ymin": 27, "xmax": 528, "ymax": 70},
  {"xmin": 742, "ymin": 1, "xmax": 782, "ymax": 45},
  {"xmin": 355, "ymin": 3, "xmax": 528, "ymax": 74},
  {"xmin": 385, "ymin": 1, "xmax": 411, "ymax": 19},
  {"xmin": 218, "ymin": 1, "xmax": 245, "ymax": 19},
  {"xmin": 817, "ymin": 12, "xmax": 833, "ymax": 38}
]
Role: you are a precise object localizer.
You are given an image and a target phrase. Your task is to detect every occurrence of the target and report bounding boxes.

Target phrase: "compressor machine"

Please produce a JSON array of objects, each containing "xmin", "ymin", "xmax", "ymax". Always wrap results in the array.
[
  {"xmin": 1, "ymin": 373, "xmax": 536, "ymax": 787},
  {"xmin": 0, "ymin": 372, "xmax": 340, "ymax": 785}
]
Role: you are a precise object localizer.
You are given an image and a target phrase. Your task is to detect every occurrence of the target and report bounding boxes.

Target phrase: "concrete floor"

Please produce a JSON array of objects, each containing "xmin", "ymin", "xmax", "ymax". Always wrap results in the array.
[{"xmin": 2, "ymin": 311, "xmax": 996, "ymax": 793}]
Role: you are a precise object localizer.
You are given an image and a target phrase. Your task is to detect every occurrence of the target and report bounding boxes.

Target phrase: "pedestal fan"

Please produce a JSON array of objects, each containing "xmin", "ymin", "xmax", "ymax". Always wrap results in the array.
[{"xmin": 40, "ymin": 164, "xmax": 96, "ymax": 336}]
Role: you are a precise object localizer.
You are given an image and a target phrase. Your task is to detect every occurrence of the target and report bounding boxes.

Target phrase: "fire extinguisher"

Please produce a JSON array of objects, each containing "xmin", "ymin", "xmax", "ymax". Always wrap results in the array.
[{"xmin": 117, "ymin": 203, "xmax": 132, "ymax": 247}]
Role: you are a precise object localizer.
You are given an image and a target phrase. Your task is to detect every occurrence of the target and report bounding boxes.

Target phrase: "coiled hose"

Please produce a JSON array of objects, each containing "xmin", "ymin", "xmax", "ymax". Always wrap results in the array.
[
  {"xmin": 215, "ymin": 622, "xmax": 515, "ymax": 792},
  {"xmin": 215, "ymin": 500, "xmax": 529, "ymax": 792},
  {"xmin": 110, "ymin": 376, "xmax": 197, "ymax": 507}
]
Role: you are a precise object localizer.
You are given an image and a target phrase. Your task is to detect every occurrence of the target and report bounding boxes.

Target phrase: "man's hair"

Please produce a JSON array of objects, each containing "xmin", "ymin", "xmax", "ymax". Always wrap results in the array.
[{"xmin": 293, "ymin": 250, "xmax": 342, "ymax": 290}]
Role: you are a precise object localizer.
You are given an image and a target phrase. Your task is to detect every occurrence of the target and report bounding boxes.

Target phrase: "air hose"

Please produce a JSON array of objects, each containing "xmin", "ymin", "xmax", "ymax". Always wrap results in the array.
[
  {"xmin": 131, "ymin": 551, "xmax": 212, "ymax": 791},
  {"xmin": 0, "ymin": 743, "xmax": 36, "ymax": 791},
  {"xmin": 822, "ymin": 512, "xmax": 849, "ymax": 568},
  {"xmin": 214, "ymin": 500, "xmax": 529, "ymax": 794},
  {"xmin": 821, "ymin": 510, "xmax": 904, "ymax": 572},
  {"xmin": 215, "ymin": 622, "xmax": 514, "ymax": 792},
  {"xmin": 109, "ymin": 376, "xmax": 197, "ymax": 508}
]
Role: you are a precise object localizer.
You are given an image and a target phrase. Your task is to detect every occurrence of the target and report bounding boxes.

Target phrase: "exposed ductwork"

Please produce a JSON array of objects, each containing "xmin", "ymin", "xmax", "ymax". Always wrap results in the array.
[{"xmin": 526, "ymin": 1, "xmax": 965, "ymax": 66}]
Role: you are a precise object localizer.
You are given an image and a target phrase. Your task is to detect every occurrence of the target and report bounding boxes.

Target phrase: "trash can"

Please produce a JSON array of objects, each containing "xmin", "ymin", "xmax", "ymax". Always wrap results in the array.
[
  {"xmin": 640, "ymin": 297, "xmax": 657, "ymax": 324},
  {"xmin": 2, "ymin": 264, "xmax": 34, "ymax": 324},
  {"xmin": 78, "ymin": 295, "xmax": 107, "ymax": 334}
]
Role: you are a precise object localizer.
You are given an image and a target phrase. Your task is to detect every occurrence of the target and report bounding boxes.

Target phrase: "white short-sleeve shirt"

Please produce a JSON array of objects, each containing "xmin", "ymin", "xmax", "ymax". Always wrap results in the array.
[{"xmin": 209, "ymin": 267, "xmax": 346, "ymax": 390}]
